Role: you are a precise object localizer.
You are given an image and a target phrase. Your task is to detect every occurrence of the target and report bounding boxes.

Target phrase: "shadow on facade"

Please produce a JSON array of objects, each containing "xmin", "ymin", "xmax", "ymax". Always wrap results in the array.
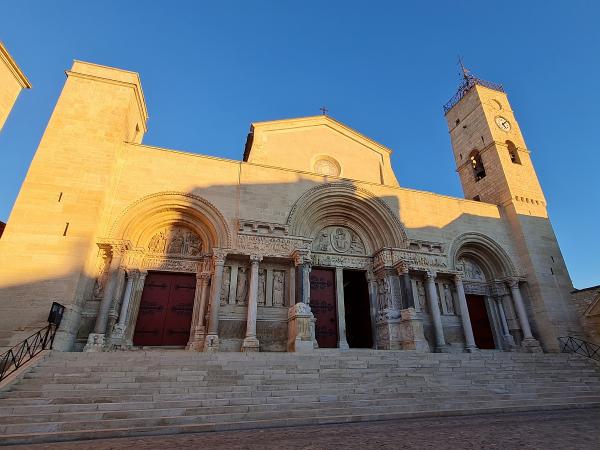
[{"xmin": 0, "ymin": 177, "xmax": 582, "ymax": 354}]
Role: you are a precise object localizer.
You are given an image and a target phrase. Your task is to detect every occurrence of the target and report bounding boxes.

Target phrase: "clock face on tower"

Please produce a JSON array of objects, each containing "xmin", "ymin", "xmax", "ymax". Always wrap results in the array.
[{"xmin": 495, "ymin": 116, "xmax": 511, "ymax": 131}]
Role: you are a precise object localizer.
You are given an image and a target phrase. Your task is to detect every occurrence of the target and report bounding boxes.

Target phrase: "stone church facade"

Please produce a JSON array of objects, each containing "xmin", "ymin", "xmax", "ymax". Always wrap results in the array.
[{"xmin": 0, "ymin": 60, "xmax": 584, "ymax": 354}]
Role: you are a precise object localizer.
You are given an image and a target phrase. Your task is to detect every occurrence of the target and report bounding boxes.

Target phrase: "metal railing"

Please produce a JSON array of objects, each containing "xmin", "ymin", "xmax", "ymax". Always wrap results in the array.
[
  {"xmin": 558, "ymin": 336, "xmax": 600, "ymax": 362},
  {"xmin": 0, "ymin": 302, "xmax": 65, "ymax": 383},
  {"xmin": 443, "ymin": 76, "xmax": 505, "ymax": 114}
]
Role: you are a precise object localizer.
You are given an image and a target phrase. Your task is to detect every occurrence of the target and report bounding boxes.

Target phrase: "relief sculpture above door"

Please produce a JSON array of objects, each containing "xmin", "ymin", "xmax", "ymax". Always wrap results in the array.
[{"xmin": 312, "ymin": 226, "xmax": 366, "ymax": 255}]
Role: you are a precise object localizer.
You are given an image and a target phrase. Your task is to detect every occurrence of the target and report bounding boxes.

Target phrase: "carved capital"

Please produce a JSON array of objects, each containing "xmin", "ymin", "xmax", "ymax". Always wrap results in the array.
[
  {"xmin": 505, "ymin": 278, "xmax": 519, "ymax": 289},
  {"xmin": 199, "ymin": 271, "xmax": 212, "ymax": 281},
  {"xmin": 127, "ymin": 268, "xmax": 140, "ymax": 279},
  {"xmin": 97, "ymin": 239, "xmax": 132, "ymax": 255},
  {"xmin": 292, "ymin": 249, "xmax": 312, "ymax": 267},
  {"xmin": 453, "ymin": 272, "xmax": 463, "ymax": 283},
  {"xmin": 212, "ymin": 248, "xmax": 228, "ymax": 267},
  {"xmin": 393, "ymin": 260, "xmax": 409, "ymax": 275},
  {"xmin": 250, "ymin": 254, "xmax": 263, "ymax": 264},
  {"xmin": 424, "ymin": 270, "xmax": 437, "ymax": 280}
]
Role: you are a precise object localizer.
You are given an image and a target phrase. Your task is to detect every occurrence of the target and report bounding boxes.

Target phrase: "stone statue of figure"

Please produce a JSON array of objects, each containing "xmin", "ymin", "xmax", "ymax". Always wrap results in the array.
[
  {"xmin": 220, "ymin": 267, "xmax": 231, "ymax": 305},
  {"xmin": 318, "ymin": 231, "xmax": 329, "ymax": 252},
  {"xmin": 416, "ymin": 281, "xmax": 427, "ymax": 312},
  {"xmin": 236, "ymin": 266, "xmax": 248, "ymax": 305},
  {"xmin": 272, "ymin": 271, "xmax": 285, "ymax": 306},
  {"xmin": 376, "ymin": 278, "xmax": 388, "ymax": 311},
  {"xmin": 257, "ymin": 269, "xmax": 266, "ymax": 306},
  {"xmin": 167, "ymin": 228, "xmax": 184, "ymax": 254},
  {"xmin": 148, "ymin": 229, "xmax": 167, "ymax": 253},
  {"xmin": 443, "ymin": 283, "xmax": 455, "ymax": 315}
]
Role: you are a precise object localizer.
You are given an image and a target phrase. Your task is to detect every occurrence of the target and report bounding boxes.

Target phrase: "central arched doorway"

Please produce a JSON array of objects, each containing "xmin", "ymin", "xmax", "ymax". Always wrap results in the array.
[{"xmin": 288, "ymin": 183, "xmax": 407, "ymax": 350}]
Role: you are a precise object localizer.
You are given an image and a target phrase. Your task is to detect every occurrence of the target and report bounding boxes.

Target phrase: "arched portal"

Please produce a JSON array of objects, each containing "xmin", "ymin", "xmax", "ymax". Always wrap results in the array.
[
  {"xmin": 449, "ymin": 233, "xmax": 519, "ymax": 350},
  {"xmin": 97, "ymin": 192, "xmax": 231, "ymax": 349},
  {"xmin": 288, "ymin": 183, "xmax": 406, "ymax": 349}
]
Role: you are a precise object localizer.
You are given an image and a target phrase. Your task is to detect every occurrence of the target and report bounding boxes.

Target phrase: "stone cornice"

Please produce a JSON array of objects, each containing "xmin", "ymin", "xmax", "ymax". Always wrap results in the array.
[{"xmin": 0, "ymin": 42, "xmax": 31, "ymax": 88}]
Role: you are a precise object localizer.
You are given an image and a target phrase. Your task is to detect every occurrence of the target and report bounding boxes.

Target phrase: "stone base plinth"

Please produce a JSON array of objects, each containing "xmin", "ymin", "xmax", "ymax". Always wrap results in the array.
[
  {"xmin": 521, "ymin": 337, "xmax": 543, "ymax": 353},
  {"xmin": 203, "ymin": 334, "xmax": 220, "ymax": 352},
  {"xmin": 83, "ymin": 333, "xmax": 106, "ymax": 352},
  {"xmin": 186, "ymin": 326, "xmax": 206, "ymax": 352},
  {"xmin": 376, "ymin": 319, "xmax": 402, "ymax": 350},
  {"xmin": 287, "ymin": 303, "xmax": 317, "ymax": 352},
  {"xmin": 398, "ymin": 308, "xmax": 430, "ymax": 353},
  {"xmin": 109, "ymin": 324, "xmax": 126, "ymax": 349},
  {"xmin": 241, "ymin": 336, "xmax": 260, "ymax": 352}
]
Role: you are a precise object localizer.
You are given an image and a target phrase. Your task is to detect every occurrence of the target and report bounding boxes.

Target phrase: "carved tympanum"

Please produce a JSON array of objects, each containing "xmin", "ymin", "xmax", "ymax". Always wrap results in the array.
[
  {"xmin": 457, "ymin": 257, "xmax": 486, "ymax": 281},
  {"xmin": 147, "ymin": 225, "xmax": 203, "ymax": 257},
  {"xmin": 312, "ymin": 226, "xmax": 366, "ymax": 255}
]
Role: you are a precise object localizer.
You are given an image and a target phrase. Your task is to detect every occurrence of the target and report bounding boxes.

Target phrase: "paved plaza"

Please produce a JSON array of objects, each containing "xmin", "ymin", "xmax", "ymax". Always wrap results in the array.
[{"xmin": 6, "ymin": 408, "xmax": 599, "ymax": 450}]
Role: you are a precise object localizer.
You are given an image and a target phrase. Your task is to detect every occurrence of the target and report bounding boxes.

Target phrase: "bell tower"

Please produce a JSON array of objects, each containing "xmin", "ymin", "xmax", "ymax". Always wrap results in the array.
[
  {"xmin": 444, "ymin": 63, "xmax": 582, "ymax": 350},
  {"xmin": 444, "ymin": 64, "xmax": 546, "ymax": 215}
]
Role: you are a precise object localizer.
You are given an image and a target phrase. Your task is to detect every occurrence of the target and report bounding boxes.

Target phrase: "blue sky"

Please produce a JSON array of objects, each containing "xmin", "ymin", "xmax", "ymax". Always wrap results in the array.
[{"xmin": 0, "ymin": 1, "xmax": 598, "ymax": 288}]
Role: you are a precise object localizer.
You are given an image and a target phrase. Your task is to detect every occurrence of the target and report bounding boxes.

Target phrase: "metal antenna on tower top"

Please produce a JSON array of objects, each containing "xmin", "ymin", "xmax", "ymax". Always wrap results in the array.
[{"xmin": 458, "ymin": 56, "xmax": 471, "ymax": 80}]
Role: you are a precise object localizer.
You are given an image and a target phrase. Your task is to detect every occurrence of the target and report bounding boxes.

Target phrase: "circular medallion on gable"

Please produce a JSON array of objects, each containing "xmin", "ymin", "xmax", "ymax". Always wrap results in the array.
[{"xmin": 314, "ymin": 157, "xmax": 341, "ymax": 177}]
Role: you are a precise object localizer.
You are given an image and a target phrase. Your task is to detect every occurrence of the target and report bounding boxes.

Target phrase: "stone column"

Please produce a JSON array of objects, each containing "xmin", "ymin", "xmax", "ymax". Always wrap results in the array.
[
  {"xmin": 394, "ymin": 262, "xmax": 415, "ymax": 309},
  {"xmin": 110, "ymin": 269, "xmax": 138, "ymax": 345},
  {"xmin": 293, "ymin": 250, "xmax": 312, "ymax": 305},
  {"xmin": 496, "ymin": 297, "xmax": 516, "ymax": 349},
  {"xmin": 124, "ymin": 270, "xmax": 148, "ymax": 347},
  {"xmin": 85, "ymin": 242, "xmax": 128, "ymax": 351},
  {"xmin": 204, "ymin": 250, "xmax": 227, "ymax": 352},
  {"xmin": 506, "ymin": 278, "xmax": 542, "ymax": 352},
  {"xmin": 366, "ymin": 271, "xmax": 379, "ymax": 349},
  {"xmin": 334, "ymin": 266, "xmax": 350, "ymax": 350},
  {"xmin": 424, "ymin": 270, "xmax": 447, "ymax": 352},
  {"xmin": 242, "ymin": 255, "xmax": 262, "ymax": 352},
  {"xmin": 454, "ymin": 274, "xmax": 477, "ymax": 352},
  {"xmin": 187, "ymin": 271, "xmax": 211, "ymax": 351},
  {"xmin": 107, "ymin": 267, "xmax": 127, "ymax": 337}
]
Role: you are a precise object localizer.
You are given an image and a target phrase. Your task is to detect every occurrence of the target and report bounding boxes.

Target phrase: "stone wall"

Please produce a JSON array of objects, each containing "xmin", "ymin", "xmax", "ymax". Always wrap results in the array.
[{"xmin": 571, "ymin": 286, "xmax": 600, "ymax": 346}]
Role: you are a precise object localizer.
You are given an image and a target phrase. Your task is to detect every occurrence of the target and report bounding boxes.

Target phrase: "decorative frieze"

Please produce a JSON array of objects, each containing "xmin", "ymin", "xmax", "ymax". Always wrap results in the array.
[
  {"xmin": 238, "ymin": 220, "xmax": 289, "ymax": 236},
  {"xmin": 396, "ymin": 250, "xmax": 448, "ymax": 270},
  {"xmin": 141, "ymin": 257, "xmax": 200, "ymax": 273},
  {"xmin": 407, "ymin": 240, "xmax": 445, "ymax": 254},
  {"xmin": 311, "ymin": 253, "xmax": 370, "ymax": 269},
  {"xmin": 237, "ymin": 234, "xmax": 310, "ymax": 258}
]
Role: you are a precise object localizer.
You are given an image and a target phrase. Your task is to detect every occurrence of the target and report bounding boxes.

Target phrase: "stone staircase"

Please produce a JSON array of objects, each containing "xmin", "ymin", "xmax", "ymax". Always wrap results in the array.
[{"xmin": 1, "ymin": 350, "xmax": 599, "ymax": 445}]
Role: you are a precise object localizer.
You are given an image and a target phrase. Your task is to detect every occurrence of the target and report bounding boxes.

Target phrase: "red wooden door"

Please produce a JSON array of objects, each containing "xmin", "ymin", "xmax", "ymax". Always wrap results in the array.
[
  {"xmin": 466, "ymin": 294, "xmax": 495, "ymax": 349},
  {"xmin": 133, "ymin": 272, "xmax": 195, "ymax": 346},
  {"xmin": 310, "ymin": 268, "xmax": 338, "ymax": 348}
]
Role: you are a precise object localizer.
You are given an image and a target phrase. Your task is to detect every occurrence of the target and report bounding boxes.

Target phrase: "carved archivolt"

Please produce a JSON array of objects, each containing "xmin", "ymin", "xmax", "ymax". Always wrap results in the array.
[
  {"xmin": 108, "ymin": 191, "xmax": 232, "ymax": 250},
  {"xmin": 449, "ymin": 232, "xmax": 518, "ymax": 279},
  {"xmin": 287, "ymin": 183, "xmax": 407, "ymax": 253}
]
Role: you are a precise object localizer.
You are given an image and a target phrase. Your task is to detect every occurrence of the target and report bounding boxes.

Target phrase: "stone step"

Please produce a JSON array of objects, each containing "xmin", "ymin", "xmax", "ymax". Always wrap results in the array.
[
  {"xmin": 2, "ymin": 395, "xmax": 600, "ymax": 437},
  {"xmin": 2, "ymin": 389, "xmax": 600, "ymax": 423},
  {"xmin": 1, "ymin": 349, "xmax": 599, "ymax": 445}
]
